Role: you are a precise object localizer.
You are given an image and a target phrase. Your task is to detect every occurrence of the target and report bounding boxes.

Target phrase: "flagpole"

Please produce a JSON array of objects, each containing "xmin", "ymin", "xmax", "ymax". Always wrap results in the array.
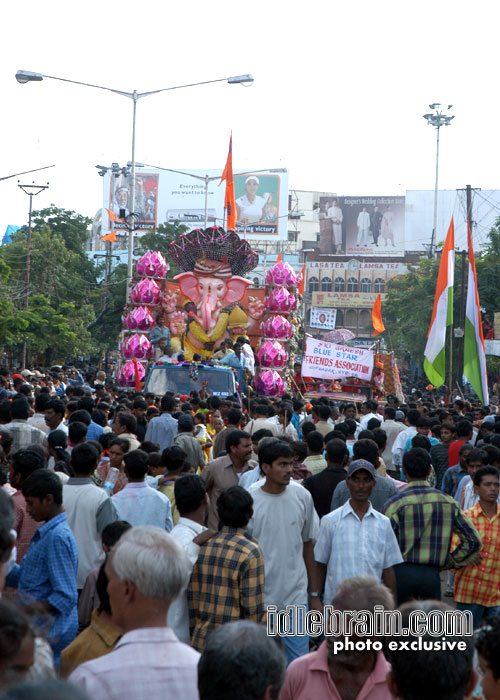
[{"xmin": 448, "ymin": 324, "xmax": 453, "ymax": 401}]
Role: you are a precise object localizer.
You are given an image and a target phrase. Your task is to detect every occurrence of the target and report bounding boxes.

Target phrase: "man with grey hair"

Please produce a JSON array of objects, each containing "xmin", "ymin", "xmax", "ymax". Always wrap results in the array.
[
  {"xmin": 198, "ymin": 620, "xmax": 286, "ymax": 700},
  {"xmin": 280, "ymin": 575, "xmax": 394, "ymax": 700},
  {"xmin": 69, "ymin": 526, "xmax": 199, "ymax": 699}
]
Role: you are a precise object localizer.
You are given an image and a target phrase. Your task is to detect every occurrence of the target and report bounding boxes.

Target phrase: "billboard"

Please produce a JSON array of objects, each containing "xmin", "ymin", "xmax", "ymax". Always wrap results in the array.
[
  {"xmin": 310, "ymin": 307, "xmax": 337, "ymax": 330},
  {"xmin": 102, "ymin": 167, "xmax": 289, "ymax": 241},
  {"xmin": 312, "ymin": 291, "xmax": 386, "ymax": 308},
  {"xmin": 318, "ymin": 195, "xmax": 405, "ymax": 257}
]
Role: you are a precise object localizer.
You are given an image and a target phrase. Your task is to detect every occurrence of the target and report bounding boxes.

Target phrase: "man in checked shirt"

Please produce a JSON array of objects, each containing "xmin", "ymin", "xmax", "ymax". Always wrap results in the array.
[
  {"xmin": 453, "ymin": 466, "xmax": 500, "ymax": 629},
  {"xmin": 188, "ymin": 485, "xmax": 265, "ymax": 651},
  {"xmin": 384, "ymin": 448, "xmax": 482, "ymax": 605}
]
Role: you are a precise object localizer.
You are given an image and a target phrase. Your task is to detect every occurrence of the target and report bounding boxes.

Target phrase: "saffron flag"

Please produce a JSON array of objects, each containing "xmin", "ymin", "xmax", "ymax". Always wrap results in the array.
[
  {"xmin": 101, "ymin": 231, "xmax": 117, "ymax": 242},
  {"xmin": 464, "ymin": 222, "xmax": 489, "ymax": 404},
  {"xmin": 423, "ymin": 218, "xmax": 455, "ymax": 387},
  {"xmin": 276, "ymin": 253, "xmax": 282, "ymax": 263},
  {"xmin": 106, "ymin": 208, "xmax": 118, "ymax": 221},
  {"xmin": 298, "ymin": 263, "xmax": 305, "ymax": 296},
  {"xmin": 371, "ymin": 294, "xmax": 385, "ymax": 335},
  {"xmin": 219, "ymin": 134, "xmax": 236, "ymax": 230}
]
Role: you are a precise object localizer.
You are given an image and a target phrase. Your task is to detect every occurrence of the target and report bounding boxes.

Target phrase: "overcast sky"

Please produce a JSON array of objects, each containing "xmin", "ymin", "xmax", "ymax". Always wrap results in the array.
[{"xmin": 2, "ymin": 0, "xmax": 500, "ymax": 246}]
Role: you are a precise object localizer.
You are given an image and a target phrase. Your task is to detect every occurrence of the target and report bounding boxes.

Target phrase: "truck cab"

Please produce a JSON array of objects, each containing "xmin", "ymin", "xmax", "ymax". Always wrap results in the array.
[{"xmin": 143, "ymin": 362, "xmax": 237, "ymax": 398}]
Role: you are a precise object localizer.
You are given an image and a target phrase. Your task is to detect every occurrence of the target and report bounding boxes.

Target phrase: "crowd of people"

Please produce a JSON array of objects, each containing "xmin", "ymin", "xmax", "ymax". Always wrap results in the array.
[{"xmin": 1, "ymin": 363, "xmax": 500, "ymax": 699}]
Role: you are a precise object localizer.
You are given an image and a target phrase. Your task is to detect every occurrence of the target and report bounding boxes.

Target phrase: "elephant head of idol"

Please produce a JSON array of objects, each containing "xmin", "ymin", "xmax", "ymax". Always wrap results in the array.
[{"xmin": 168, "ymin": 227, "xmax": 258, "ymax": 335}]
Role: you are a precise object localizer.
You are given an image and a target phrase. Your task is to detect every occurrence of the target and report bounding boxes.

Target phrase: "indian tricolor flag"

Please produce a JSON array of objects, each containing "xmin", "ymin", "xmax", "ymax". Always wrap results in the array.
[
  {"xmin": 423, "ymin": 218, "xmax": 454, "ymax": 387},
  {"xmin": 464, "ymin": 222, "xmax": 489, "ymax": 404}
]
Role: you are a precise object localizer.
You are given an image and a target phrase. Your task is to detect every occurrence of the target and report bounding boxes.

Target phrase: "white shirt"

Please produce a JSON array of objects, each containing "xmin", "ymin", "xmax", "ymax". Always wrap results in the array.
[
  {"xmin": 27, "ymin": 413, "xmax": 49, "ymax": 434},
  {"xmin": 381, "ymin": 420, "xmax": 406, "ymax": 471},
  {"xmin": 248, "ymin": 480, "xmax": 319, "ymax": 608},
  {"xmin": 241, "ymin": 343, "xmax": 255, "ymax": 376},
  {"xmin": 357, "ymin": 211, "xmax": 370, "ymax": 229},
  {"xmin": 167, "ymin": 517, "xmax": 206, "ymax": 644},
  {"xmin": 392, "ymin": 426, "xmax": 417, "ymax": 467},
  {"xmin": 239, "ymin": 465, "xmax": 262, "ymax": 490},
  {"xmin": 112, "ymin": 482, "xmax": 173, "ymax": 531},
  {"xmin": 63, "ymin": 478, "xmax": 118, "ymax": 588},
  {"xmin": 360, "ymin": 412, "xmax": 382, "ymax": 431},
  {"xmin": 69, "ymin": 627, "xmax": 200, "ymax": 700},
  {"xmin": 314, "ymin": 500, "xmax": 403, "ymax": 605},
  {"xmin": 236, "ymin": 193, "xmax": 267, "ymax": 222},
  {"xmin": 277, "ymin": 423, "xmax": 299, "ymax": 441}
]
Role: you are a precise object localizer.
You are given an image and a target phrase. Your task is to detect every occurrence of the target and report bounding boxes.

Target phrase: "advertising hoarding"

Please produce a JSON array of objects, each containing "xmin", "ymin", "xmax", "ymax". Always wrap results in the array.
[
  {"xmin": 310, "ymin": 307, "xmax": 337, "ymax": 330},
  {"xmin": 302, "ymin": 338, "xmax": 374, "ymax": 381},
  {"xmin": 102, "ymin": 167, "xmax": 289, "ymax": 241},
  {"xmin": 318, "ymin": 195, "xmax": 405, "ymax": 257},
  {"xmin": 311, "ymin": 291, "xmax": 386, "ymax": 308}
]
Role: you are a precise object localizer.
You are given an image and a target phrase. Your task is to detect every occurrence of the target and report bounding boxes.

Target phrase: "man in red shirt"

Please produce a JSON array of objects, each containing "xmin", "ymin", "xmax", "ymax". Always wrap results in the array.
[{"xmin": 448, "ymin": 419, "xmax": 473, "ymax": 470}]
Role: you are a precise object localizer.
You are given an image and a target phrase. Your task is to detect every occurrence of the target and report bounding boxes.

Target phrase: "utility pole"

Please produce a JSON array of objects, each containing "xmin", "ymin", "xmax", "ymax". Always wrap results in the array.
[
  {"xmin": 455, "ymin": 184, "xmax": 478, "ymax": 389},
  {"xmin": 17, "ymin": 181, "xmax": 49, "ymax": 369}
]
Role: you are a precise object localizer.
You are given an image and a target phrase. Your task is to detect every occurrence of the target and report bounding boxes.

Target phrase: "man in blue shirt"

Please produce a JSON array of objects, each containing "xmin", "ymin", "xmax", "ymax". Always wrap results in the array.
[
  {"xmin": 145, "ymin": 395, "xmax": 178, "ymax": 452},
  {"xmin": 220, "ymin": 343, "xmax": 247, "ymax": 393},
  {"xmin": 6, "ymin": 470, "xmax": 78, "ymax": 667}
]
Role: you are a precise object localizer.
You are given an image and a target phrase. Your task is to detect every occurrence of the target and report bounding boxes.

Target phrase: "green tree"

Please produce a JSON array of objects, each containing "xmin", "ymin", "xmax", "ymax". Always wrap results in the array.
[{"xmin": 0, "ymin": 207, "xmax": 103, "ymax": 362}]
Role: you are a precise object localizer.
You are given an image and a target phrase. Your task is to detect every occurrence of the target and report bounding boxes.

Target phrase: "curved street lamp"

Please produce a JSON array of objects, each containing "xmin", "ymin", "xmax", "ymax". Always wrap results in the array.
[{"xmin": 15, "ymin": 70, "xmax": 254, "ymax": 300}]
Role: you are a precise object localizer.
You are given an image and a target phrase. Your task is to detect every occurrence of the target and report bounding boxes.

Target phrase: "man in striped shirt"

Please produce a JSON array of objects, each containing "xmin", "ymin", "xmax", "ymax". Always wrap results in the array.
[{"xmin": 384, "ymin": 447, "xmax": 481, "ymax": 605}]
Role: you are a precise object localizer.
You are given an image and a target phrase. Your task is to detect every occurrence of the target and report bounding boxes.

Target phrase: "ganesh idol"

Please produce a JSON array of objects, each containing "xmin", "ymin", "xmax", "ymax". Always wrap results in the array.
[{"xmin": 166, "ymin": 227, "xmax": 264, "ymax": 360}]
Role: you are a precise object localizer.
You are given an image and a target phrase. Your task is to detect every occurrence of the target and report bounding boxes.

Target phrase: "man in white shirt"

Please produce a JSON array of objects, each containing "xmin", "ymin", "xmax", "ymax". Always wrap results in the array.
[
  {"xmin": 381, "ymin": 406, "xmax": 407, "ymax": 475},
  {"xmin": 167, "ymin": 475, "xmax": 209, "ymax": 643},
  {"xmin": 356, "ymin": 207, "xmax": 371, "ymax": 247},
  {"xmin": 245, "ymin": 403, "xmax": 280, "ymax": 437},
  {"xmin": 327, "ymin": 200, "xmax": 343, "ymax": 253},
  {"xmin": 315, "ymin": 459, "xmax": 402, "ymax": 604},
  {"xmin": 112, "ymin": 450, "xmax": 173, "ymax": 532},
  {"xmin": 69, "ymin": 526, "xmax": 200, "ymax": 700},
  {"xmin": 248, "ymin": 440, "xmax": 319, "ymax": 664},
  {"xmin": 63, "ymin": 443, "xmax": 118, "ymax": 589},
  {"xmin": 27, "ymin": 393, "xmax": 51, "ymax": 434},
  {"xmin": 359, "ymin": 400, "xmax": 381, "ymax": 431},
  {"xmin": 391, "ymin": 409, "xmax": 421, "ymax": 472}
]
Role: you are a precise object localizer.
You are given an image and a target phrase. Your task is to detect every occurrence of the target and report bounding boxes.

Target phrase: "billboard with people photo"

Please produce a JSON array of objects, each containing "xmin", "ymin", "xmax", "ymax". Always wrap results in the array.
[
  {"xmin": 319, "ymin": 195, "xmax": 405, "ymax": 257},
  {"xmin": 102, "ymin": 167, "xmax": 288, "ymax": 241}
]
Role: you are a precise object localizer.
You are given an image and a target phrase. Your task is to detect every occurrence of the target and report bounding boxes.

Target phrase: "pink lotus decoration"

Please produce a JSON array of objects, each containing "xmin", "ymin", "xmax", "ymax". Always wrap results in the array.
[
  {"xmin": 116, "ymin": 360, "xmax": 146, "ymax": 387},
  {"xmin": 130, "ymin": 279, "xmax": 161, "ymax": 305},
  {"xmin": 256, "ymin": 341, "xmax": 287, "ymax": 369},
  {"xmin": 261, "ymin": 315, "xmax": 293, "ymax": 340},
  {"xmin": 255, "ymin": 369, "xmax": 285, "ymax": 397},
  {"xmin": 123, "ymin": 306, "xmax": 155, "ymax": 331},
  {"xmin": 266, "ymin": 261, "xmax": 301, "ymax": 287},
  {"xmin": 266, "ymin": 287, "xmax": 297, "ymax": 313},
  {"xmin": 136, "ymin": 250, "xmax": 168, "ymax": 278},
  {"xmin": 121, "ymin": 334, "xmax": 152, "ymax": 360}
]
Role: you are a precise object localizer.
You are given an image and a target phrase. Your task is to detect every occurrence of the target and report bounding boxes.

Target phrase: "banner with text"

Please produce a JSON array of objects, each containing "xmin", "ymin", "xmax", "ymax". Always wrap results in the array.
[{"xmin": 302, "ymin": 338, "xmax": 374, "ymax": 381}]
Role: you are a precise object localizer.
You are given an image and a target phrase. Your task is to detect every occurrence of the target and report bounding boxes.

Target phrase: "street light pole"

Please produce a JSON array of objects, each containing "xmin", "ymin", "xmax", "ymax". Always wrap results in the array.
[
  {"xmin": 128, "ymin": 92, "xmax": 138, "ymax": 302},
  {"xmin": 423, "ymin": 103, "xmax": 455, "ymax": 258},
  {"xmin": 17, "ymin": 181, "xmax": 49, "ymax": 369},
  {"xmin": 15, "ymin": 70, "xmax": 254, "ymax": 300}
]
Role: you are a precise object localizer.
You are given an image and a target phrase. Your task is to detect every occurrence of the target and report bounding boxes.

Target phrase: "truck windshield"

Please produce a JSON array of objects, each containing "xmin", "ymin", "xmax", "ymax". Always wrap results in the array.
[{"xmin": 145, "ymin": 365, "xmax": 236, "ymax": 397}]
